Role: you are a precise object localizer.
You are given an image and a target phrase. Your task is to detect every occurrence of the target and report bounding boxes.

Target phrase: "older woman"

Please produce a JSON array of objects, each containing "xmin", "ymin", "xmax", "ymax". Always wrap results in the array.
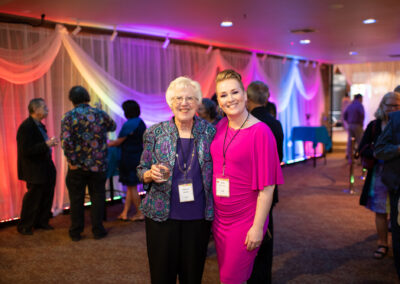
[
  {"xmin": 137, "ymin": 76, "xmax": 215, "ymax": 284},
  {"xmin": 359, "ymin": 91, "xmax": 400, "ymax": 259},
  {"xmin": 211, "ymin": 69, "xmax": 284, "ymax": 284}
]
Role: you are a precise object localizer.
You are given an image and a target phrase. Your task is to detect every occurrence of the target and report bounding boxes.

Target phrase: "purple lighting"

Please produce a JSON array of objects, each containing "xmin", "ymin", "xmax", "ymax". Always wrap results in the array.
[
  {"xmin": 162, "ymin": 38, "xmax": 170, "ymax": 49},
  {"xmin": 118, "ymin": 24, "xmax": 188, "ymax": 39}
]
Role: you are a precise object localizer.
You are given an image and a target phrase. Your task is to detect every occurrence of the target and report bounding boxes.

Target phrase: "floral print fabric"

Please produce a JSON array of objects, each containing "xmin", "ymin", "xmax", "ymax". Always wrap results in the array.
[{"xmin": 61, "ymin": 104, "xmax": 116, "ymax": 172}]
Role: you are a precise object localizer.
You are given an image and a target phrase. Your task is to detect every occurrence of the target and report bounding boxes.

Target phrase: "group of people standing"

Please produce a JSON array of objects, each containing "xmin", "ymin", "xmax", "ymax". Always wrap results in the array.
[
  {"xmin": 17, "ymin": 86, "xmax": 117, "ymax": 241},
  {"xmin": 17, "ymin": 69, "xmax": 284, "ymax": 283},
  {"xmin": 354, "ymin": 87, "xmax": 400, "ymax": 279},
  {"xmin": 15, "ymin": 67, "xmax": 400, "ymax": 282},
  {"xmin": 137, "ymin": 70, "xmax": 283, "ymax": 284}
]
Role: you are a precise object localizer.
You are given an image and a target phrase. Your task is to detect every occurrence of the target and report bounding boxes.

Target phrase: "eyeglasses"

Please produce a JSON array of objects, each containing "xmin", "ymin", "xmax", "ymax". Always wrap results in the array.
[
  {"xmin": 173, "ymin": 96, "xmax": 197, "ymax": 104},
  {"xmin": 384, "ymin": 103, "xmax": 400, "ymax": 109}
]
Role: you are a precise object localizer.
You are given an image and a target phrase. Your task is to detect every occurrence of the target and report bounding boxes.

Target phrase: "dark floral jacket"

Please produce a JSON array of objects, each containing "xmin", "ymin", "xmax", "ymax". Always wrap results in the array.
[{"xmin": 137, "ymin": 116, "xmax": 216, "ymax": 222}]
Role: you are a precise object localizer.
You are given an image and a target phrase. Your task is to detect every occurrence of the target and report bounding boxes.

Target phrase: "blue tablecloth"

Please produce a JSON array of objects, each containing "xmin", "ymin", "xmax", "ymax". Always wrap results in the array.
[{"xmin": 291, "ymin": 126, "xmax": 332, "ymax": 151}]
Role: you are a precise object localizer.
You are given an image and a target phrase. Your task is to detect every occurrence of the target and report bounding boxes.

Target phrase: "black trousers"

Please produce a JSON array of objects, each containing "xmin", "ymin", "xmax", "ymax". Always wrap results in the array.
[
  {"xmin": 248, "ymin": 208, "xmax": 274, "ymax": 284},
  {"xmin": 145, "ymin": 218, "xmax": 211, "ymax": 284},
  {"xmin": 66, "ymin": 169, "xmax": 107, "ymax": 237},
  {"xmin": 390, "ymin": 189, "xmax": 400, "ymax": 279},
  {"xmin": 18, "ymin": 178, "xmax": 56, "ymax": 230}
]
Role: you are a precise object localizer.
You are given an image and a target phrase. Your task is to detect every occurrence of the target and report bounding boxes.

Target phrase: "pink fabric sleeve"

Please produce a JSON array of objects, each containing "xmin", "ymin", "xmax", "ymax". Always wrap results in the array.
[{"xmin": 251, "ymin": 123, "xmax": 284, "ymax": 190}]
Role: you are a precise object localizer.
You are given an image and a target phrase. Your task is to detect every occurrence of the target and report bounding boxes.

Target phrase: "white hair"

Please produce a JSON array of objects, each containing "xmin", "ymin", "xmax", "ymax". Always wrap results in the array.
[{"xmin": 165, "ymin": 76, "xmax": 202, "ymax": 107}]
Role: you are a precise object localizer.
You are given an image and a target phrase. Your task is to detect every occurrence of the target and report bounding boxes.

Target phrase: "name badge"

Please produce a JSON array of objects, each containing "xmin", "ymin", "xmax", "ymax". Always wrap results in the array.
[
  {"xmin": 216, "ymin": 177, "xmax": 230, "ymax": 197},
  {"xmin": 178, "ymin": 179, "xmax": 194, "ymax": 202}
]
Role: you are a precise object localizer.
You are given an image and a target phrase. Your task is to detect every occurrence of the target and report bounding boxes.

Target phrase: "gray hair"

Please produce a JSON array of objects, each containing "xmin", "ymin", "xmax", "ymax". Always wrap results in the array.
[
  {"xmin": 247, "ymin": 81, "xmax": 270, "ymax": 105},
  {"xmin": 165, "ymin": 76, "xmax": 202, "ymax": 107},
  {"xmin": 374, "ymin": 92, "xmax": 400, "ymax": 120},
  {"xmin": 28, "ymin": 98, "xmax": 45, "ymax": 114}
]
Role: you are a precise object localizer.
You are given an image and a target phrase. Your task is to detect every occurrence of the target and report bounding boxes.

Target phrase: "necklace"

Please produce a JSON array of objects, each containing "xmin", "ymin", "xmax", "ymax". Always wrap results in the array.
[
  {"xmin": 176, "ymin": 137, "xmax": 195, "ymax": 179},
  {"xmin": 222, "ymin": 112, "xmax": 250, "ymax": 176}
]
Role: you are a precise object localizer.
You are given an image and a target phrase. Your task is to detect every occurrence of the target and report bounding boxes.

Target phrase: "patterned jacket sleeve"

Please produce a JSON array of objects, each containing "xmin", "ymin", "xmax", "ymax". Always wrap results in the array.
[
  {"xmin": 137, "ymin": 127, "xmax": 155, "ymax": 191},
  {"xmin": 102, "ymin": 111, "xmax": 117, "ymax": 132}
]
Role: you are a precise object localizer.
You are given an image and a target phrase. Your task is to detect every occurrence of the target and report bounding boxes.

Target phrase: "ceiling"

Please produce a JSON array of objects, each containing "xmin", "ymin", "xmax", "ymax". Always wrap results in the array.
[{"xmin": 0, "ymin": 0, "xmax": 399, "ymax": 64}]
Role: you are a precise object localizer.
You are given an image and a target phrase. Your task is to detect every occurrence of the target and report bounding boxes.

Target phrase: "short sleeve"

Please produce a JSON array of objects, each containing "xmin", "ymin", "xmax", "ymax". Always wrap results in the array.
[
  {"xmin": 251, "ymin": 123, "xmax": 284, "ymax": 190},
  {"xmin": 118, "ymin": 119, "xmax": 139, "ymax": 138}
]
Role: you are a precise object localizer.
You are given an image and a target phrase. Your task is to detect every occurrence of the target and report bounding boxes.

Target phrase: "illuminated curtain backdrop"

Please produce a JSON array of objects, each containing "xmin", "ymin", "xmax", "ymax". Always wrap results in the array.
[
  {"xmin": 337, "ymin": 62, "xmax": 400, "ymax": 126},
  {"xmin": 0, "ymin": 23, "xmax": 326, "ymax": 221}
]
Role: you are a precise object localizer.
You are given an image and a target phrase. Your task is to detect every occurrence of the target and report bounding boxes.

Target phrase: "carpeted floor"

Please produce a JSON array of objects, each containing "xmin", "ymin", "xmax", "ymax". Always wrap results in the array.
[{"xmin": 0, "ymin": 152, "xmax": 399, "ymax": 283}]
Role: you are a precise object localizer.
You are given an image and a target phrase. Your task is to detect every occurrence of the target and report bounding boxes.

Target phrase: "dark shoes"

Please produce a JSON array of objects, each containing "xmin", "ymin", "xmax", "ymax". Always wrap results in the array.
[
  {"xmin": 34, "ymin": 224, "xmax": 54, "ymax": 230},
  {"xmin": 18, "ymin": 224, "xmax": 53, "ymax": 235},
  {"xmin": 70, "ymin": 231, "xmax": 107, "ymax": 242},
  {"xmin": 70, "ymin": 234, "xmax": 82, "ymax": 242},
  {"xmin": 94, "ymin": 230, "xmax": 108, "ymax": 240},
  {"xmin": 17, "ymin": 227, "xmax": 33, "ymax": 235}
]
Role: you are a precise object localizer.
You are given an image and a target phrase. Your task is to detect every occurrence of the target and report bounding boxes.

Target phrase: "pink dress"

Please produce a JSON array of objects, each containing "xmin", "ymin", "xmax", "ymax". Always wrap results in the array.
[{"xmin": 211, "ymin": 117, "xmax": 284, "ymax": 284}]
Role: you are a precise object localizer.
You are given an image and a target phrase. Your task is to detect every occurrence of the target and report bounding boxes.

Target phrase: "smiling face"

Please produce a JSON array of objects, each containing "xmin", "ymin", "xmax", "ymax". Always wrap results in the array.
[
  {"xmin": 171, "ymin": 88, "xmax": 199, "ymax": 123},
  {"xmin": 216, "ymin": 78, "xmax": 247, "ymax": 118}
]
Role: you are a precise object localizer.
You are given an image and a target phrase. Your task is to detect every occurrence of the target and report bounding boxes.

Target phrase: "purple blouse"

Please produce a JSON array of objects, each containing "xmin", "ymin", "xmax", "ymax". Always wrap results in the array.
[{"xmin": 169, "ymin": 138, "xmax": 205, "ymax": 220}]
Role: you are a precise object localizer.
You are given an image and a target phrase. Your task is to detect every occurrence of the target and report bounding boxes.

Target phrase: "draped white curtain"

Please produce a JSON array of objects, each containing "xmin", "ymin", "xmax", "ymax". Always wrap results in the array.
[
  {"xmin": 0, "ymin": 23, "xmax": 326, "ymax": 221},
  {"xmin": 337, "ymin": 61, "xmax": 400, "ymax": 125}
]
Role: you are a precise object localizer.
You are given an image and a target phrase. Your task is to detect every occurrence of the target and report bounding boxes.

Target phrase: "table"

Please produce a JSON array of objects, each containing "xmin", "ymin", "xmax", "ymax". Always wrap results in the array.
[{"xmin": 291, "ymin": 126, "xmax": 332, "ymax": 167}]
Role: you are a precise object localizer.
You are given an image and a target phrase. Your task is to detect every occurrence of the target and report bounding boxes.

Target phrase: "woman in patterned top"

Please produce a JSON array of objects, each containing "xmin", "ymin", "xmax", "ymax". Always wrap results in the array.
[{"xmin": 137, "ymin": 76, "xmax": 215, "ymax": 284}]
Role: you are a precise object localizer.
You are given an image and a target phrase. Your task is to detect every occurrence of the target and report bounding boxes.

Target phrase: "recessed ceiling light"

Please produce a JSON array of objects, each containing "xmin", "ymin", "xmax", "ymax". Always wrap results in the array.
[
  {"xmin": 290, "ymin": 28, "xmax": 316, "ymax": 34},
  {"xmin": 220, "ymin": 21, "xmax": 233, "ymax": 27},
  {"xmin": 299, "ymin": 39, "xmax": 311, "ymax": 45},
  {"xmin": 329, "ymin": 4, "xmax": 344, "ymax": 10},
  {"xmin": 349, "ymin": 51, "xmax": 358, "ymax": 55},
  {"xmin": 363, "ymin": 18, "xmax": 376, "ymax": 24}
]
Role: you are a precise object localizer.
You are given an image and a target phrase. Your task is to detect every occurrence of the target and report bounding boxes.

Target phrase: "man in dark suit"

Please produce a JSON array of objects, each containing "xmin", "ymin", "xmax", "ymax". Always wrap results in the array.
[
  {"xmin": 16, "ymin": 98, "xmax": 58, "ymax": 235},
  {"xmin": 247, "ymin": 81, "xmax": 284, "ymax": 284},
  {"xmin": 375, "ymin": 110, "xmax": 400, "ymax": 279}
]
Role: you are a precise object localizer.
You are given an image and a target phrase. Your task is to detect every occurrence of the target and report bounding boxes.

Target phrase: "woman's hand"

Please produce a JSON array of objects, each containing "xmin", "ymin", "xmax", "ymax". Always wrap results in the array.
[
  {"xmin": 245, "ymin": 225, "xmax": 263, "ymax": 251},
  {"xmin": 145, "ymin": 164, "xmax": 170, "ymax": 184}
]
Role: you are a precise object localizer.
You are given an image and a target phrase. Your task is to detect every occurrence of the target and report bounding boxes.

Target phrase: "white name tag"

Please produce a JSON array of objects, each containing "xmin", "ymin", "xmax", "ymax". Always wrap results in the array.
[
  {"xmin": 216, "ymin": 177, "xmax": 230, "ymax": 197},
  {"xmin": 178, "ymin": 181, "xmax": 195, "ymax": 202}
]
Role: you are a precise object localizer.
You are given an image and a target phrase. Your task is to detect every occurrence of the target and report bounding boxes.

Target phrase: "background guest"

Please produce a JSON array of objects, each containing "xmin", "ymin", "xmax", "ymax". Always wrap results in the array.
[
  {"xmin": 211, "ymin": 69, "xmax": 283, "ymax": 284},
  {"xmin": 108, "ymin": 100, "xmax": 146, "ymax": 221},
  {"xmin": 246, "ymin": 80, "xmax": 284, "ymax": 283},
  {"xmin": 137, "ymin": 76, "xmax": 215, "ymax": 284},
  {"xmin": 197, "ymin": 98, "xmax": 221, "ymax": 125},
  {"xmin": 375, "ymin": 109, "xmax": 400, "ymax": 279},
  {"xmin": 344, "ymin": 94, "xmax": 365, "ymax": 160},
  {"xmin": 265, "ymin": 101, "xmax": 277, "ymax": 119},
  {"xmin": 341, "ymin": 93, "xmax": 351, "ymax": 129},
  {"xmin": 16, "ymin": 98, "xmax": 58, "ymax": 235},
  {"xmin": 358, "ymin": 92, "xmax": 400, "ymax": 259},
  {"xmin": 61, "ymin": 86, "xmax": 116, "ymax": 241}
]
